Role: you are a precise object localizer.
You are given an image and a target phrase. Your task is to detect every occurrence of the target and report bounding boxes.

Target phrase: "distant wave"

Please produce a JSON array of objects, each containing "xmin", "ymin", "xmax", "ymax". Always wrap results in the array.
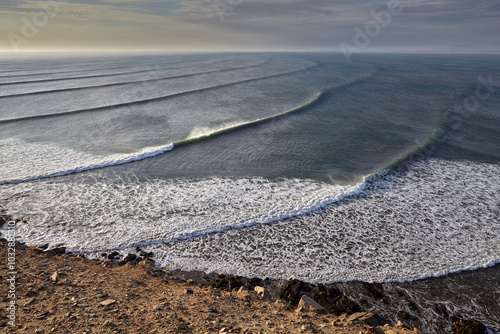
[
  {"xmin": 0, "ymin": 57, "xmax": 190, "ymax": 77},
  {"xmin": 0, "ymin": 57, "xmax": 259, "ymax": 86},
  {"xmin": 0, "ymin": 63, "xmax": 264, "ymax": 98},
  {"xmin": 0, "ymin": 89, "xmax": 324, "ymax": 184},
  {"xmin": 0, "ymin": 64, "xmax": 318, "ymax": 124},
  {"xmin": 0, "ymin": 58, "xmax": 189, "ymax": 78},
  {"xmin": 0, "ymin": 68, "xmax": 170, "ymax": 86},
  {"xmin": 0, "ymin": 69, "xmax": 383, "ymax": 184},
  {"xmin": 0, "ymin": 65, "xmax": 127, "ymax": 80}
]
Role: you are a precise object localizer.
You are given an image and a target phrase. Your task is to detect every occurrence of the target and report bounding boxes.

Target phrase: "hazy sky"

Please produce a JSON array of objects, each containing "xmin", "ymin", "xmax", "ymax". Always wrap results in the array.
[{"xmin": 1, "ymin": 0, "xmax": 499, "ymax": 52}]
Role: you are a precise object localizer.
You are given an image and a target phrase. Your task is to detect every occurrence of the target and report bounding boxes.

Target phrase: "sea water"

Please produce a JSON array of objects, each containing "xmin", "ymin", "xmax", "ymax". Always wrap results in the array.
[{"xmin": 0, "ymin": 52, "xmax": 499, "ymax": 333}]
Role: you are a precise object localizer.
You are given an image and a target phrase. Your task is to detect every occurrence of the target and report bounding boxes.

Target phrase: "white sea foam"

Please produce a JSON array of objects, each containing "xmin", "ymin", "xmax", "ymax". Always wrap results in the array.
[
  {"xmin": 1, "ymin": 156, "xmax": 498, "ymax": 284},
  {"xmin": 0, "ymin": 138, "xmax": 173, "ymax": 184},
  {"xmin": 186, "ymin": 122, "xmax": 244, "ymax": 140},
  {"xmin": 138, "ymin": 159, "xmax": 500, "ymax": 283},
  {"xmin": 0, "ymin": 176, "xmax": 365, "ymax": 252}
]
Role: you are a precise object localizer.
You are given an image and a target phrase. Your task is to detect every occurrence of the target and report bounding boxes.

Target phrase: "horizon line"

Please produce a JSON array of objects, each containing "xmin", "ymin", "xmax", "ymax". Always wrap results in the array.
[{"xmin": 1, "ymin": 49, "xmax": 500, "ymax": 55}]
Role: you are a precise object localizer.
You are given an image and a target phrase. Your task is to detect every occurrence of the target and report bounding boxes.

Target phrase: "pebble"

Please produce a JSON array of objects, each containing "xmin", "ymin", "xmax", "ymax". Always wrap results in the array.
[
  {"xmin": 50, "ymin": 271, "xmax": 59, "ymax": 282},
  {"xmin": 100, "ymin": 299, "xmax": 116, "ymax": 306}
]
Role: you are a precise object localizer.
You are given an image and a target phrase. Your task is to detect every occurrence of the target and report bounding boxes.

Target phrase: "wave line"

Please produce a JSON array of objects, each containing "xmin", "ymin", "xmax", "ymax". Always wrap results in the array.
[
  {"xmin": 0, "ymin": 63, "xmax": 264, "ymax": 99},
  {"xmin": 0, "ymin": 64, "xmax": 317, "ymax": 124}
]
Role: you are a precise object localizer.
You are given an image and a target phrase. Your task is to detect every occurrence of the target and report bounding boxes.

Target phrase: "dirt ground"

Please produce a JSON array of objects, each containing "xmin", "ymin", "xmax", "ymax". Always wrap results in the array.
[{"xmin": 0, "ymin": 240, "xmax": 420, "ymax": 334}]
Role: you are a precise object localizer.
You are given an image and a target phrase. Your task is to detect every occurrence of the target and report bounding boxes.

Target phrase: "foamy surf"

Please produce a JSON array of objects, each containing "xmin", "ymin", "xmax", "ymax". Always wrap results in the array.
[
  {"xmin": 1, "ymin": 158, "xmax": 498, "ymax": 285},
  {"xmin": 0, "ymin": 138, "xmax": 174, "ymax": 184},
  {"xmin": 0, "ymin": 176, "xmax": 366, "ymax": 252},
  {"xmin": 136, "ymin": 159, "xmax": 500, "ymax": 284}
]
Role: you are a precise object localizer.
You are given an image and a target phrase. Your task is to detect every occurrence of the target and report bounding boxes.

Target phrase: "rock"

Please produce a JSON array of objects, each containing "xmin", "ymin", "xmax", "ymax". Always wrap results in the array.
[
  {"xmin": 365, "ymin": 283, "xmax": 384, "ymax": 299},
  {"xmin": 228, "ymin": 277, "xmax": 243, "ymax": 291},
  {"xmin": 107, "ymin": 252, "xmax": 119, "ymax": 260},
  {"xmin": 100, "ymin": 299, "xmax": 116, "ymax": 306},
  {"xmin": 281, "ymin": 279, "xmax": 305, "ymax": 305},
  {"xmin": 295, "ymin": 305, "xmax": 308, "ymax": 314},
  {"xmin": 333, "ymin": 313, "xmax": 348, "ymax": 323},
  {"xmin": 434, "ymin": 304, "xmax": 450, "ymax": 317},
  {"xmin": 176, "ymin": 323, "xmax": 188, "ymax": 331},
  {"xmin": 120, "ymin": 253, "xmax": 137, "ymax": 265},
  {"xmin": 139, "ymin": 259, "xmax": 155, "ymax": 270},
  {"xmin": 247, "ymin": 277, "xmax": 262, "ymax": 291},
  {"xmin": 254, "ymin": 286, "xmax": 271, "ymax": 300},
  {"xmin": 237, "ymin": 287, "xmax": 250, "ymax": 301},
  {"xmin": 274, "ymin": 299, "xmax": 287, "ymax": 309},
  {"xmin": 214, "ymin": 278, "xmax": 228, "ymax": 290},
  {"xmin": 297, "ymin": 295, "xmax": 326, "ymax": 314},
  {"xmin": 36, "ymin": 311, "xmax": 50, "ymax": 319},
  {"xmin": 348, "ymin": 312, "xmax": 379, "ymax": 327},
  {"xmin": 26, "ymin": 290, "xmax": 38, "ymax": 297},
  {"xmin": 101, "ymin": 259, "xmax": 118, "ymax": 268},
  {"xmin": 310, "ymin": 287, "xmax": 359, "ymax": 314},
  {"xmin": 20, "ymin": 297, "xmax": 35, "ymax": 306},
  {"xmin": 398, "ymin": 311, "xmax": 410, "ymax": 319},
  {"xmin": 50, "ymin": 271, "xmax": 59, "ymax": 282},
  {"xmin": 51, "ymin": 247, "xmax": 66, "ymax": 255},
  {"xmin": 451, "ymin": 317, "xmax": 486, "ymax": 334},
  {"xmin": 139, "ymin": 250, "xmax": 153, "ymax": 258}
]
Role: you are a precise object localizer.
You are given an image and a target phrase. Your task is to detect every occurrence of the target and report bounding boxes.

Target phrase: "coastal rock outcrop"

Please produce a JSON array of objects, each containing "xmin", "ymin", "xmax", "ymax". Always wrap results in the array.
[
  {"xmin": 254, "ymin": 286, "xmax": 271, "ymax": 300},
  {"xmin": 297, "ymin": 295, "xmax": 326, "ymax": 314},
  {"xmin": 451, "ymin": 317, "xmax": 486, "ymax": 334},
  {"xmin": 310, "ymin": 286, "xmax": 359, "ymax": 314},
  {"xmin": 281, "ymin": 279, "xmax": 306, "ymax": 305}
]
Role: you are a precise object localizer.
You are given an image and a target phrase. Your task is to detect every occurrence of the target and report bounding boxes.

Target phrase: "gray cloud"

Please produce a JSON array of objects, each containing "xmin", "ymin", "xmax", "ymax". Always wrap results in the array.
[{"xmin": 1, "ymin": 0, "xmax": 498, "ymax": 51}]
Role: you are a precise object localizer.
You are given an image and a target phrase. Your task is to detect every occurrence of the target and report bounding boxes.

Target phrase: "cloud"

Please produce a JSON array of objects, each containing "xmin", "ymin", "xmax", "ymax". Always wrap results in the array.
[
  {"xmin": 0, "ymin": 0, "xmax": 498, "ymax": 52},
  {"xmin": 0, "ymin": 0, "xmax": 172, "ymax": 22},
  {"xmin": 173, "ymin": 0, "xmax": 369, "ymax": 24},
  {"xmin": 389, "ymin": 0, "xmax": 500, "ymax": 29}
]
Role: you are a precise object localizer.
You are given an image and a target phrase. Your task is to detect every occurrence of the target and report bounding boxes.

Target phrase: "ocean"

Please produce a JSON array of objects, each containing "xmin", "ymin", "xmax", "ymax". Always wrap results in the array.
[{"xmin": 0, "ymin": 52, "xmax": 499, "ymax": 333}]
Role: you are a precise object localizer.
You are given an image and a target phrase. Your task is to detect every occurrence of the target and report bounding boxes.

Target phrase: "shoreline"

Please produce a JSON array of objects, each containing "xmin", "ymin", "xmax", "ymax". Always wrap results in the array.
[{"xmin": 0, "ymin": 238, "xmax": 493, "ymax": 334}]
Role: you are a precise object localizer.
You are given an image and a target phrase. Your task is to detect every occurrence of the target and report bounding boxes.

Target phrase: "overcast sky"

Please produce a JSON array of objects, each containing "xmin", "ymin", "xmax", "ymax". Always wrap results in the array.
[{"xmin": 1, "ymin": 0, "xmax": 499, "ymax": 52}]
